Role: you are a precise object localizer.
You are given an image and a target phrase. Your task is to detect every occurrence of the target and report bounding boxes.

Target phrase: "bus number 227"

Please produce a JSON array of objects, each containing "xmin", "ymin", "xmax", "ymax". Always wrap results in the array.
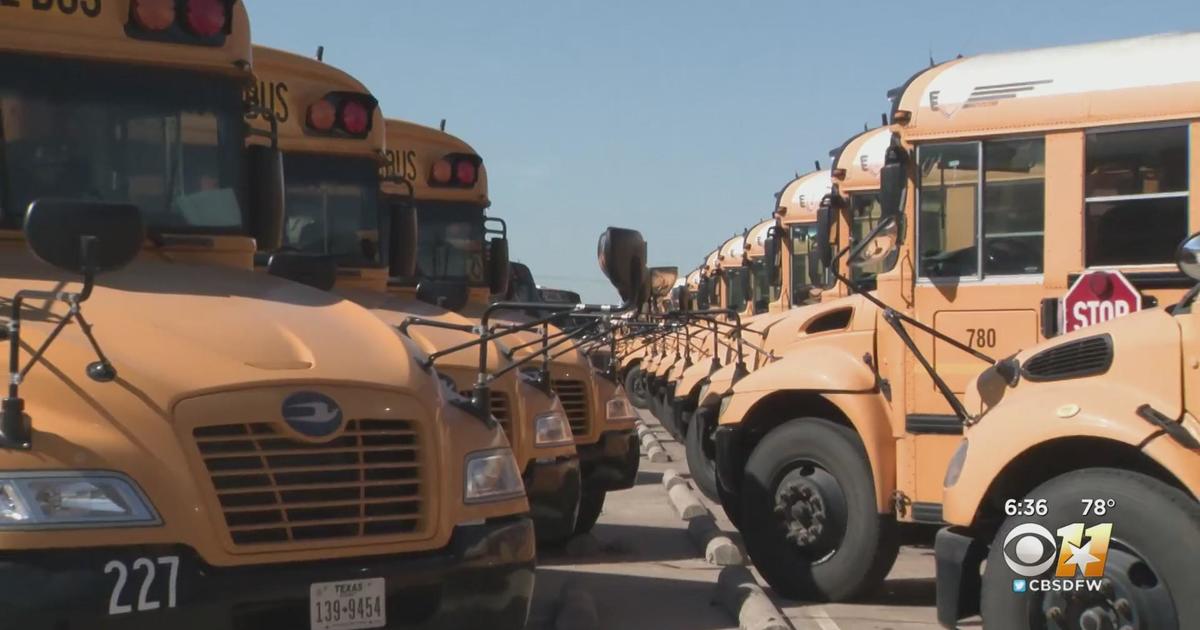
[{"xmin": 105, "ymin": 556, "xmax": 180, "ymax": 615}]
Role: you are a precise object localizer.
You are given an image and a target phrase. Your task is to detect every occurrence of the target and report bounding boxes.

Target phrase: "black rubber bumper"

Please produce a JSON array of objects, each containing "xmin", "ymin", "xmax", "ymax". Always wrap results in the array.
[
  {"xmin": 934, "ymin": 526, "xmax": 987, "ymax": 628},
  {"xmin": 524, "ymin": 456, "xmax": 582, "ymax": 542},
  {"xmin": 0, "ymin": 517, "xmax": 536, "ymax": 630},
  {"xmin": 714, "ymin": 422, "xmax": 742, "ymax": 495},
  {"xmin": 578, "ymin": 429, "xmax": 639, "ymax": 491}
]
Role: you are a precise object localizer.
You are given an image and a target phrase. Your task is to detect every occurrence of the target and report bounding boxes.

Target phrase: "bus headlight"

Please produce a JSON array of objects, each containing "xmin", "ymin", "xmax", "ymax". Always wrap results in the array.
[
  {"xmin": 944, "ymin": 439, "xmax": 969, "ymax": 488},
  {"xmin": 463, "ymin": 449, "xmax": 525, "ymax": 504},
  {"xmin": 0, "ymin": 472, "xmax": 159, "ymax": 527},
  {"xmin": 535, "ymin": 410, "xmax": 573, "ymax": 446},
  {"xmin": 606, "ymin": 395, "xmax": 638, "ymax": 422}
]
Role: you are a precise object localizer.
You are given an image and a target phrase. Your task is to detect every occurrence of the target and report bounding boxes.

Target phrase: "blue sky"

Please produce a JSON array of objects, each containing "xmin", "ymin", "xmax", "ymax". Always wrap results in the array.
[{"xmin": 248, "ymin": 1, "xmax": 1197, "ymax": 302}]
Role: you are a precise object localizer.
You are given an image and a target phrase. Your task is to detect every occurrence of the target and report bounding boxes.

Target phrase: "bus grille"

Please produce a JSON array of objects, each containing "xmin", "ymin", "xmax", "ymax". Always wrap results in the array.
[
  {"xmin": 193, "ymin": 420, "xmax": 426, "ymax": 546},
  {"xmin": 552, "ymin": 379, "xmax": 590, "ymax": 437},
  {"xmin": 461, "ymin": 391, "xmax": 512, "ymax": 442}
]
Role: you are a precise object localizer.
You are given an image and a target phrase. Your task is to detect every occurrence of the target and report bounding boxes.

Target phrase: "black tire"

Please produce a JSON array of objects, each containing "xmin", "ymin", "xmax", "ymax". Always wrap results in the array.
[
  {"xmin": 981, "ymin": 468, "xmax": 1200, "ymax": 630},
  {"xmin": 574, "ymin": 488, "xmax": 607, "ymax": 535},
  {"xmin": 740, "ymin": 418, "xmax": 899, "ymax": 602},
  {"xmin": 625, "ymin": 365, "xmax": 648, "ymax": 408},
  {"xmin": 686, "ymin": 406, "xmax": 720, "ymax": 501}
]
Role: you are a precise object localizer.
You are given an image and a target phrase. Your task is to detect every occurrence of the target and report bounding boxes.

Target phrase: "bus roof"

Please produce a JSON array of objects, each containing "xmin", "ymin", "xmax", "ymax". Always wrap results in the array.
[
  {"xmin": 249, "ymin": 46, "xmax": 384, "ymax": 159},
  {"xmin": 832, "ymin": 127, "xmax": 892, "ymax": 192},
  {"xmin": 0, "ymin": 0, "xmax": 251, "ymax": 78},
  {"xmin": 703, "ymin": 248, "xmax": 722, "ymax": 275},
  {"xmin": 744, "ymin": 217, "xmax": 775, "ymax": 259},
  {"xmin": 381, "ymin": 118, "xmax": 490, "ymax": 207},
  {"xmin": 686, "ymin": 268, "xmax": 702, "ymax": 290},
  {"xmin": 775, "ymin": 170, "xmax": 831, "ymax": 225},
  {"xmin": 893, "ymin": 32, "xmax": 1200, "ymax": 140},
  {"xmin": 717, "ymin": 233, "xmax": 747, "ymax": 270}
]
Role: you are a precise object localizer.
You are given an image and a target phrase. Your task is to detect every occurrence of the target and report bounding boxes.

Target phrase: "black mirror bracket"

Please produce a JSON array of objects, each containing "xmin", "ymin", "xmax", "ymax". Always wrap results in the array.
[{"xmin": 1, "ymin": 236, "xmax": 117, "ymax": 449}]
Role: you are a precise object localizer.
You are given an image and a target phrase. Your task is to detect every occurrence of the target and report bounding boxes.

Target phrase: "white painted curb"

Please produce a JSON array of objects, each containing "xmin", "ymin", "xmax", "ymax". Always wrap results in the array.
[
  {"xmin": 636, "ymin": 420, "xmax": 670, "ymax": 462},
  {"xmin": 661, "ymin": 470, "xmax": 745, "ymax": 565},
  {"xmin": 714, "ymin": 566, "xmax": 794, "ymax": 630}
]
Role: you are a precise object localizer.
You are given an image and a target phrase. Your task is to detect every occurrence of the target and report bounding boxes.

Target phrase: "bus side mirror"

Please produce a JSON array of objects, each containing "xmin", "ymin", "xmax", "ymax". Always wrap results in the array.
[
  {"xmin": 597, "ymin": 227, "xmax": 647, "ymax": 305},
  {"xmin": 267, "ymin": 252, "xmax": 336, "ymax": 291},
  {"xmin": 879, "ymin": 145, "xmax": 908, "ymax": 221},
  {"xmin": 25, "ymin": 200, "xmax": 145, "ymax": 274},
  {"xmin": 812, "ymin": 202, "xmax": 833, "ymax": 286},
  {"xmin": 488, "ymin": 236, "xmax": 510, "ymax": 296},
  {"xmin": 763, "ymin": 226, "xmax": 781, "ymax": 286},
  {"xmin": 247, "ymin": 145, "xmax": 285, "ymax": 252},
  {"xmin": 389, "ymin": 204, "xmax": 418, "ymax": 278},
  {"xmin": 1177, "ymin": 232, "xmax": 1200, "ymax": 280}
]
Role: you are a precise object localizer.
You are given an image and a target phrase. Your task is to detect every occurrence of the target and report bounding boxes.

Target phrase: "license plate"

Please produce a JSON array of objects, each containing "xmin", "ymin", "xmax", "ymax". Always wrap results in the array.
[{"xmin": 310, "ymin": 577, "xmax": 386, "ymax": 630}]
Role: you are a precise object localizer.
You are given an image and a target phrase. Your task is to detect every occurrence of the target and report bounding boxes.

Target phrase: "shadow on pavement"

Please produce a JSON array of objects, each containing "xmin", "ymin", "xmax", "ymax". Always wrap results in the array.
[
  {"xmin": 538, "ymin": 523, "xmax": 711, "ymax": 566},
  {"xmin": 530, "ymin": 567, "xmax": 733, "ymax": 630},
  {"xmin": 635, "ymin": 470, "xmax": 664, "ymax": 485}
]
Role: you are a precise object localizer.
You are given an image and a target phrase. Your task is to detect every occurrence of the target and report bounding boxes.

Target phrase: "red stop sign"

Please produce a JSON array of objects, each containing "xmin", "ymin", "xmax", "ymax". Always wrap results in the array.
[{"xmin": 1061, "ymin": 271, "xmax": 1141, "ymax": 334}]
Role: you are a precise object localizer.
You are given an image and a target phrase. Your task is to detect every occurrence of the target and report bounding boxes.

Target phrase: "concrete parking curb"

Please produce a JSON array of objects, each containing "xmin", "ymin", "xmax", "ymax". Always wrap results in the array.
[
  {"xmin": 637, "ymin": 420, "xmax": 670, "ymax": 462},
  {"xmin": 662, "ymin": 469, "xmax": 745, "ymax": 565},
  {"xmin": 553, "ymin": 580, "xmax": 600, "ymax": 630},
  {"xmin": 714, "ymin": 566, "xmax": 794, "ymax": 630}
]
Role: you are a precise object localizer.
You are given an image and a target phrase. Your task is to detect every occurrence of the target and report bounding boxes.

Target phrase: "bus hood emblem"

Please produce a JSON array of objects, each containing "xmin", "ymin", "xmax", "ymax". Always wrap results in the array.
[{"xmin": 282, "ymin": 392, "xmax": 344, "ymax": 437}]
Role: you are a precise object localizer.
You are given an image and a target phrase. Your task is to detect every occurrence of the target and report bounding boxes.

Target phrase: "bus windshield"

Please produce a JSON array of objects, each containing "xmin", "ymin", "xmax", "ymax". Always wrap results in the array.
[
  {"xmin": 0, "ymin": 53, "xmax": 246, "ymax": 233},
  {"xmin": 415, "ymin": 202, "xmax": 487, "ymax": 285},
  {"xmin": 283, "ymin": 154, "xmax": 382, "ymax": 267},
  {"xmin": 748, "ymin": 258, "xmax": 775, "ymax": 313},
  {"xmin": 724, "ymin": 267, "xmax": 749, "ymax": 313}
]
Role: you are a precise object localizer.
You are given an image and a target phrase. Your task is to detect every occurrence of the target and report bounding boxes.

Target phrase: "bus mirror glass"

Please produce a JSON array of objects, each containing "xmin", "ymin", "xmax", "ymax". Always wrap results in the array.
[
  {"xmin": 763, "ymin": 226, "xmax": 781, "ymax": 286},
  {"xmin": 248, "ymin": 145, "xmax": 285, "ymax": 251},
  {"xmin": 879, "ymin": 145, "xmax": 908, "ymax": 221},
  {"xmin": 389, "ymin": 203, "xmax": 418, "ymax": 278},
  {"xmin": 488, "ymin": 236, "xmax": 511, "ymax": 296},
  {"xmin": 1176, "ymin": 232, "xmax": 1200, "ymax": 281},
  {"xmin": 813, "ymin": 202, "xmax": 833, "ymax": 286},
  {"xmin": 24, "ymin": 200, "xmax": 144, "ymax": 274},
  {"xmin": 597, "ymin": 227, "xmax": 647, "ymax": 304}
]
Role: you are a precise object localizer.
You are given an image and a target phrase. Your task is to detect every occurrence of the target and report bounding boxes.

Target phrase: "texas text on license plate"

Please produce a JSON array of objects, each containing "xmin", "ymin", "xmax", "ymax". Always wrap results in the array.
[{"xmin": 310, "ymin": 577, "xmax": 386, "ymax": 630}]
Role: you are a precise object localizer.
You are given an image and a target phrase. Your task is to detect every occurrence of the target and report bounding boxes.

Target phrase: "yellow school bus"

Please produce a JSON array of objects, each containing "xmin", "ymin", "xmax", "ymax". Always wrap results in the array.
[
  {"xmin": 714, "ymin": 33, "xmax": 1200, "ymax": 604},
  {"xmin": 383, "ymin": 118, "xmax": 639, "ymax": 534},
  {"xmin": 0, "ymin": 3, "xmax": 533, "ymax": 627},
  {"xmin": 245, "ymin": 47, "xmax": 585, "ymax": 548},
  {"xmin": 676, "ymin": 169, "xmax": 838, "ymax": 499},
  {"xmin": 884, "ymin": 34, "xmax": 1200, "ymax": 628}
]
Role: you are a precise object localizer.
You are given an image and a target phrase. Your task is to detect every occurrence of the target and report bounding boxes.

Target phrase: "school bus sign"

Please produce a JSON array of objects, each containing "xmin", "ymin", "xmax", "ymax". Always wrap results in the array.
[{"xmin": 1061, "ymin": 271, "xmax": 1141, "ymax": 334}]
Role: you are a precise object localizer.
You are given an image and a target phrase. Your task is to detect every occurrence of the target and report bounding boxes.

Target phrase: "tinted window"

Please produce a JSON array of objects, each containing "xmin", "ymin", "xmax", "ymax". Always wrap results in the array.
[
  {"xmin": 283, "ymin": 154, "xmax": 381, "ymax": 267},
  {"xmin": 790, "ymin": 223, "xmax": 819, "ymax": 300},
  {"xmin": 725, "ymin": 267, "xmax": 748, "ymax": 312},
  {"xmin": 850, "ymin": 191, "xmax": 883, "ymax": 281},
  {"xmin": 983, "ymin": 139, "xmax": 1044, "ymax": 274},
  {"xmin": 414, "ymin": 202, "xmax": 487, "ymax": 284},
  {"xmin": 918, "ymin": 143, "xmax": 978, "ymax": 277},
  {"xmin": 1085, "ymin": 126, "xmax": 1188, "ymax": 266}
]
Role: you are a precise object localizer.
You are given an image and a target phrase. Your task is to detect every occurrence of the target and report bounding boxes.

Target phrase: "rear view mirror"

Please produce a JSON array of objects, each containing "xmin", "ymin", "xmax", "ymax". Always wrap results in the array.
[
  {"xmin": 247, "ymin": 145, "xmax": 285, "ymax": 252},
  {"xmin": 389, "ymin": 203, "xmax": 418, "ymax": 278},
  {"xmin": 488, "ymin": 237, "xmax": 510, "ymax": 296},
  {"xmin": 25, "ymin": 200, "xmax": 145, "ymax": 274},
  {"xmin": 763, "ymin": 226, "xmax": 781, "ymax": 286},
  {"xmin": 879, "ymin": 144, "xmax": 908, "ymax": 222},
  {"xmin": 267, "ymin": 252, "xmax": 336, "ymax": 291},
  {"xmin": 1177, "ymin": 232, "xmax": 1200, "ymax": 281},
  {"xmin": 597, "ymin": 227, "xmax": 647, "ymax": 305},
  {"xmin": 649, "ymin": 266, "xmax": 679, "ymax": 298},
  {"xmin": 812, "ymin": 200, "xmax": 833, "ymax": 286}
]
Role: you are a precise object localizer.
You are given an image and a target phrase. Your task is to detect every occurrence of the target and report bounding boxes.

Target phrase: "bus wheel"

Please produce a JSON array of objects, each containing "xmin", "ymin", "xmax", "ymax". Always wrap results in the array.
[
  {"xmin": 574, "ymin": 488, "xmax": 607, "ymax": 535},
  {"xmin": 686, "ymin": 406, "xmax": 720, "ymax": 501},
  {"xmin": 981, "ymin": 468, "xmax": 1200, "ymax": 630},
  {"xmin": 741, "ymin": 418, "xmax": 898, "ymax": 601},
  {"xmin": 626, "ymin": 366, "xmax": 649, "ymax": 408}
]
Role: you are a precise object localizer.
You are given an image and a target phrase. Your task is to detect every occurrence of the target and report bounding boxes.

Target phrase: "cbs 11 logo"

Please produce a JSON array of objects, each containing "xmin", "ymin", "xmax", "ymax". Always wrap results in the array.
[{"xmin": 1004, "ymin": 522, "xmax": 1112, "ymax": 579}]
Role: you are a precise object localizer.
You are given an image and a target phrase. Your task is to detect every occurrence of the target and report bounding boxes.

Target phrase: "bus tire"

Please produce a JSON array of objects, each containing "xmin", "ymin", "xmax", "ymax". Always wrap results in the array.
[
  {"xmin": 686, "ymin": 406, "xmax": 720, "ymax": 501},
  {"xmin": 574, "ymin": 488, "xmax": 607, "ymax": 535},
  {"xmin": 980, "ymin": 468, "xmax": 1200, "ymax": 630},
  {"xmin": 740, "ymin": 418, "xmax": 899, "ymax": 601},
  {"xmin": 626, "ymin": 366, "xmax": 648, "ymax": 408}
]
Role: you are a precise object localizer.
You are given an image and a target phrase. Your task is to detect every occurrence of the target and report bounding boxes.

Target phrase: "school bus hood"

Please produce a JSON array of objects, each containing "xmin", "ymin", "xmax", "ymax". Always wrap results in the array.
[{"xmin": 4, "ymin": 250, "xmax": 427, "ymax": 408}]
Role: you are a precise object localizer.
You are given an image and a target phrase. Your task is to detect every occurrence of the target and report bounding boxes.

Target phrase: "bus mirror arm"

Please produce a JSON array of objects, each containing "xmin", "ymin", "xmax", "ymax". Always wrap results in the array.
[{"xmin": 1, "ymin": 237, "xmax": 117, "ymax": 450}]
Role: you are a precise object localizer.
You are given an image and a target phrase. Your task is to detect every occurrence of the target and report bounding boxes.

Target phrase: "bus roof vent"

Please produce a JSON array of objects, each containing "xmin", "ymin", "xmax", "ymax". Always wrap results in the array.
[{"xmin": 1022, "ymin": 334, "xmax": 1113, "ymax": 382}]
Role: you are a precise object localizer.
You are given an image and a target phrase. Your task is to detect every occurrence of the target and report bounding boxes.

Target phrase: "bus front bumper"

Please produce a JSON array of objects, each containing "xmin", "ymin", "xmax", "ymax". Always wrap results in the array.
[
  {"xmin": 525, "ymin": 456, "xmax": 582, "ymax": 541},
  {"xmin": 579, "ymin": 429, "xmax": 639, "ymax": 491},
  {"xmin": 0, "ymin": 517, "xmax": 536, "ymax": 630}
]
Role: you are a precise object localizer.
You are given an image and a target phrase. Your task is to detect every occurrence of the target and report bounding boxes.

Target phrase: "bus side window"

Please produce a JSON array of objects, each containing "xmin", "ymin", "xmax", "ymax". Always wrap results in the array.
[
  {"xmin": 983, "ymin": 138, "xmax": 1044, "ymax": 275},
  {"xmin": 1084, "ymin": 126, "xmax": 1189, "ymax": 267},
  {"xmin": 918, "ymin": 142, "xmax": 979, "ymax": 278}
]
